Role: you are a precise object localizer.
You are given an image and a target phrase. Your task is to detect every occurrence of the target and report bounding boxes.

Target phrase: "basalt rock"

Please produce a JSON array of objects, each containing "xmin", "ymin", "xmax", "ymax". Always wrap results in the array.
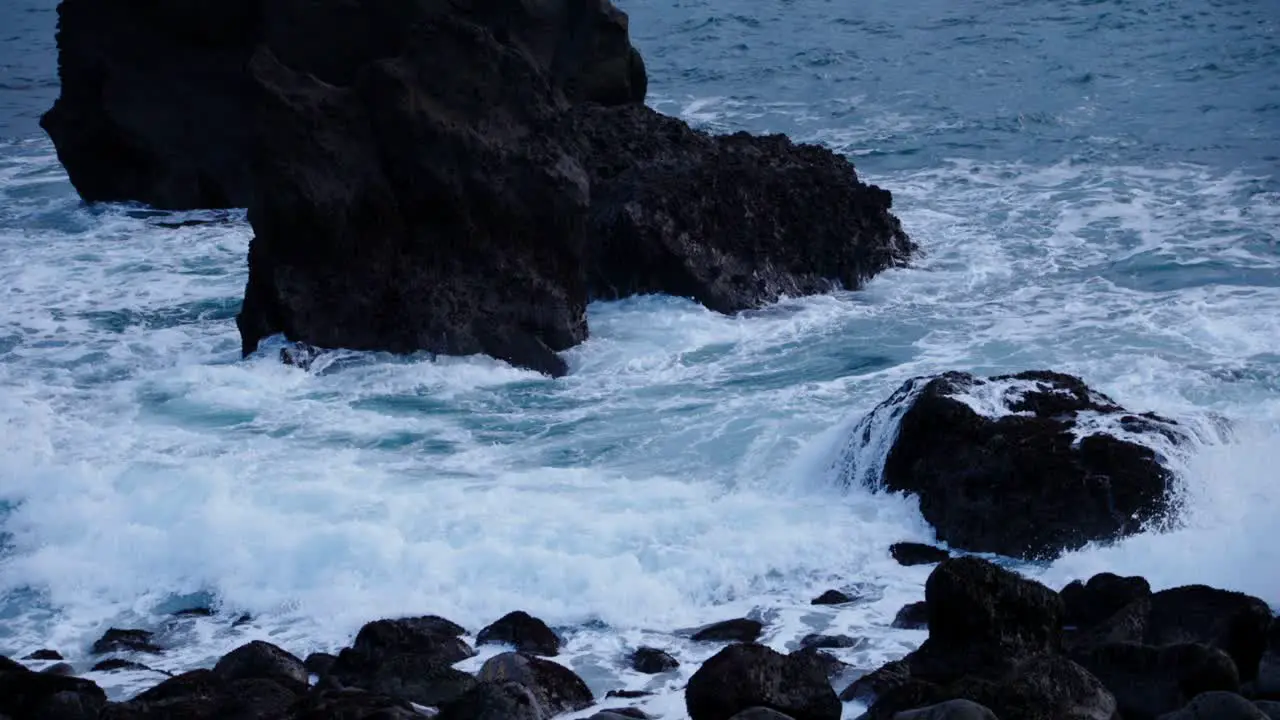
[
  {"xmin": 98, "ymin": 670, "xmax": 302, "ymax": 720},
  {"xmin": 47, "ymin": 0, "xmax": 910, "ymax": 376},
  {"xmin": 1067, "ymin": 585, "xmax": 1272, "ymax": 681},
  {"xmin": 1070, "ymin": 642, "xmax": 1240, "ymax": 720},
  {"xmin": 0, "ymin": 656, "xmax": 107, "ymax": 720},
  {"xmin": 42, "ymin": 0, "xmax": 645, "ymax": 210},
  {"xmin": 841, "ymin": 371, "xmax": 1183, "ymax": 559},
  {"xmin": 630, "ymin": 646, "xmax": 679, "ymax": 674},
  {"xmin": 890, "ymin": 543, "xmax": 951, "ymax": 567},
  {"xmin": 685, "ymin": 643, "xmax": 840, "ymax": 720},
  {"xmin": 214, "ymin": 640, "xmax": 308, "ymax": 690},
  {"xmin": 324, "ymin": 615, "xmax": 478, "ymax": 706},
  {"xmin": 1061, "ymin": 572, "xmax": 1151, "ymax": 630},
  {"xmin": 692, "ymin": 618, "xmax": 764, "ymax": 643},
  {"xmin": 477, "ymin": 652, "xmax": 593, "ymax": 715},
  {"xmin": 92, "ymin": 628, "xmax": 163, "ymax": 655},
  {"xmin": 477, "ymin": 611, "xmax": 561, "ymax": 657}
]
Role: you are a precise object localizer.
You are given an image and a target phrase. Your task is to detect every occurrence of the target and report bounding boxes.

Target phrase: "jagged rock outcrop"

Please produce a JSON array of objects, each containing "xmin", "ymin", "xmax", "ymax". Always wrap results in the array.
[
  {"xmin": 41, "ymin": 0, "xmax": 643, "ymax": 210},
  {"xmin": 44, "ymin": 0, "xmax": 912, "ymax": 375},
  {"xmin": 840, "ymin": 371, "xmax": 1184, "ymax": 559}
]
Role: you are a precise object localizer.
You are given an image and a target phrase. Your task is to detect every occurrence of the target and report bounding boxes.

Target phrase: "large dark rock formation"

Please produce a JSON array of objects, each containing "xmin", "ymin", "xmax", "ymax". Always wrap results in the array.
[
  {"xmin": 42, "ymin": 0, "xmax": 643, "ymax": 210},
  {"xmin": 840, "ymin": 370, "xmax": 1184, "ymax": 559},
  {"xmin": 45, "ymin": 0, "xmax": 912, "ymax": 375}
]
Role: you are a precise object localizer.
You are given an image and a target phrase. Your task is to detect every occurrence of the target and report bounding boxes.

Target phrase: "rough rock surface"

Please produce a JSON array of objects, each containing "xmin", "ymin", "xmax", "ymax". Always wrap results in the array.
[
  {"xmin": 1061, "ymin": 572, "xmax": 1151, "ymax": 630},
  {"xmin": 324, "ymin": 615, "xmax": 477, "ymax": 706},
  {"xmin": 477, "ymin": 652, "xmax": 594, "ymax": 715},
  {"xmin": 0, "ymin": 655, "xmax": 107, "ymax": 720},
  {"xmin": 1067, "ymin": 585, "xmax": 1272, "ymax": 681},
  {"xmin": 631, "ymin": 647, "xmax": 680, "ymax": 674},
  {"xmin": 844, "ymin": 370, "xmax": 1183, "ymax": 559},
  {"xmin": 893, "ymin": 602, "xmax": 930, "ymax": 630},
  {"xmin": 685, "ymin": 643, "xmax": 840, "ymax": 720},
  {"xmin": 692, "ymin": 618, "xmax": 764, "ymax": 643},
  {"xmin": 892, "ymin": 699, "xmax": 999, "ymax": 720},
  {"xmin": 847, "ymin": 558, "xmax": 1116, "ymax": 719},
  {"xmin": 42, "ymin": 0, "xmax": 644, "ymax": 209},
  {"xmin": 1257, "ymin": 620, "xmax": 1280, "ymax": 699},
  {"xmin": 46, "ymin": 0, "xmax": 912, "ymax": 375},
  {"xmin": 1158, "ymin": 691, "xmax": 1268, "ymax": 720},
  {"xmin": 92, "ymin": 628, "xmax": 163, "ymax": 655},
  {"xmin": 477, "ymin": 611, "xmax": 562, "ymax": 656},
  {"xmin": 890, "ymin": 543, "xmax": 951, "ymax": 567},
  {"xmin": 98, "ymin": 669, "xmax": 302, "ymax": 720},
  {"xmin": 1070, "ymin": 642, "xmax": 1240, "ymax": 720},
  {"xmin": 213, "ymin": 640, "xmax": 307, "ymax": 689}
]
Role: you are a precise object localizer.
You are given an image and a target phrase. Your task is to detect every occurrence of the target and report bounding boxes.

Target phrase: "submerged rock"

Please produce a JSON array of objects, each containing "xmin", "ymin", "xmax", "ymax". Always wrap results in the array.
[
  {"xmin": 91, "ymin": 659, "xmax": 162, "ymax": 674},
  {"xmin": 92, "ymin": 628, "xmax": 163, "ymax": 655},
  {"xmin": 841, "ymin": 370, "xmax": 1184, "ymax": 559},
  {"xmin": 692, "ymin": 618, "xmax": 764, "ymax": 643},
  {"xmin": 477, "ymin": 611, "xmax": 561, "ymax": 657},
  {"xmin": 890, "ymin": 543, "xmax": 951, "ymax": 567},
  {"xmin": 686, "ymin": 643, "xmax": 841, "ymax": 720},
  {"xmin": 811, "ymin": 589, "xmax": 855, "ymax": 605},
  {"xmin": 24, "ymin": 650, "xmax": 63, "ymax": 661},
  {"xmin": 630, "ymin": 647, "xmax": 679, "ymax": 674}
]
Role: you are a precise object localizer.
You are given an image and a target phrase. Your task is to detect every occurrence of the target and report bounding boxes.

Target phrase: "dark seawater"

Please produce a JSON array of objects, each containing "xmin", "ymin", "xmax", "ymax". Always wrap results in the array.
[{"xmin": 0, "ymin": 0, "xmax": 1278, "ymax": 715}]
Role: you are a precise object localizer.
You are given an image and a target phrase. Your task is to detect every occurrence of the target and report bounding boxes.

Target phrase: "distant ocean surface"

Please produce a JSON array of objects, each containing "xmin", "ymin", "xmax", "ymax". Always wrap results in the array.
[{"xmin": 1, "ymin": 0, "xmax": 1278, "ymax": 716}]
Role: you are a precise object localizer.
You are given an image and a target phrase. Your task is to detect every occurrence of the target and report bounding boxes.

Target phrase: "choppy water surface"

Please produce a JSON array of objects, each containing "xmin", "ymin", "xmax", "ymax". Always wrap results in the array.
[{"xmin": 1, "ymin": 0, "xmax": 1278, "ymax": 715}]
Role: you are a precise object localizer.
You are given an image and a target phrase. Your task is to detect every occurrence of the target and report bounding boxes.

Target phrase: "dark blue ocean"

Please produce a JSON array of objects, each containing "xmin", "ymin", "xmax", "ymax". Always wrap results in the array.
[{"xmin": 1, "ymin": 0, "xmax": 1278, "ymax": 714}]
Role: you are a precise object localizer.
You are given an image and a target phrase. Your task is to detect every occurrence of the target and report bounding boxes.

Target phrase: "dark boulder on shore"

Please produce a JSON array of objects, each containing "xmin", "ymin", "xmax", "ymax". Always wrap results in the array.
[
  {"xmin": 1070, "ymin": 641, "xmax": 1241, "ymax": 719},
  {"xmin": 477, "ymin": 611, "xmax": 561, "ymax": 657},
  {"xmin": 685, "ymin": 643, "xmax": 840, "ymax": 720},
  {"xmin": 98, "ymin": 669, "xmax": 302, "ymax": 720},
  {"xmin": 45, "ymin": 0, "xmax": 912, "ymax": 375},
  {"xmin": 324, "ymin": 615, "xmax": 478, "ymax": 706},
  {"xmin": 840, "ymin": 370, "xmax": 1184, "ymax": 559},
  {"xmin": 847, "ymin": 557, "xmax": 1118, "ymax": 720},
  {"xmin": 1066, "ymin": 584, "xmax": 1273, "ymax": 682},
  {"xmin": 0, "ymin": 655, "xmax": 106, "ymax": 720},
  {"xmin": 1061, "ymin": 572, "xmax": 1152, "ymax": 630},
  {"xmin": 476, "ymin": 652, "xmax": 594, "ymax": 715},
  {"xmin": 692, "ymin": 618, "xmax": 765, "ymax": 643}
]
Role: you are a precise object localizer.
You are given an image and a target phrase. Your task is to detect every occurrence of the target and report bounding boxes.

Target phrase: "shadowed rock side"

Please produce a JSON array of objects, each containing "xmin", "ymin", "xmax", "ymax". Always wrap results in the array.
[
  {"xmin": 843, "ymin": 370, "xmax": 1185, "ymax": 559},
  {"xmin": 569, "ymin": 104, "xmax": 912, "ymax": 315},
  {"xmin": 41, "ymin": 0, "xmax": 643, "ymax": 210},
  {"xmin": 239, "ymin": 32, "xmax": 591, "ymax": 377},
  {"xmin": 45, "ymin": 0, "xmax": 913, "ymax": 375}
]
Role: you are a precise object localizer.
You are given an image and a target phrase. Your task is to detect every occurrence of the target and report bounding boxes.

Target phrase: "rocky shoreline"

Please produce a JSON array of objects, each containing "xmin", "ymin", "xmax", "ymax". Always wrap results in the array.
[{"xmin": 4, "ymin": 554, "xmax": 1277, "ymax": 720}]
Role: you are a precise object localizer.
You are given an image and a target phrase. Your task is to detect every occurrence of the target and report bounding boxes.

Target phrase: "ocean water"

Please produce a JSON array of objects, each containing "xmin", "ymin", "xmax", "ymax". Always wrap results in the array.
[{"xmin": 1, "ymin": 0, "xmax": 1278, "ymax": 716}]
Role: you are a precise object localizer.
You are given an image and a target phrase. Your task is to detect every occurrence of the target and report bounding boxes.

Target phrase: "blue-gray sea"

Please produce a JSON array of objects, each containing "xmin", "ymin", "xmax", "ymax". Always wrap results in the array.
[{"xmin": 1, "ymin": 0, "xmax": 1278, "ymax": 714}]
